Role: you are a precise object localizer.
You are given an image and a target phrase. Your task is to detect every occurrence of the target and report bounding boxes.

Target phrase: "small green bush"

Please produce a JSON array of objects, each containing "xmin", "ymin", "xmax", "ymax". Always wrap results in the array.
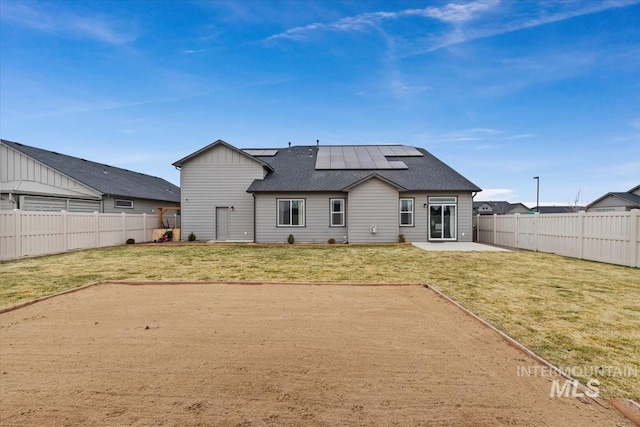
[
  {"xmin": 287, "ymin": 234, "xmax": 295, "ymax": 244},
  {"xmin": 126, "ymin": 238, "xmax": 135, "ymax": 245},
  {"xmin": 398, "ymin": 234, "xmax": 406, "ymax": 243},
  {"xmin": 188, "ymin": 232, "xmax": 196, "ymax": 241},
  {"xmin": 328, "ymin": 238, "xmax": 336, "ymax": 244}
]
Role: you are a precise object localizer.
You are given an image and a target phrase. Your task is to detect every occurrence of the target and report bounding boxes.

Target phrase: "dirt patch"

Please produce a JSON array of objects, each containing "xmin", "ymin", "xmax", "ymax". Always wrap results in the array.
[{"xmin": 0, "ymin": 283, "xmax": 633, "ymax": 426}]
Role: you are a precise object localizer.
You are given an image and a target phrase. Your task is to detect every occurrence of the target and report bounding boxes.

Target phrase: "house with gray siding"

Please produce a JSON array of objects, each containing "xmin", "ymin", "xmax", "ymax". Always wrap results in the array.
[
  {"xmin": 174, "ymin": 140, "xmax": 481, "ymax": 243},
  {"xmin": 1, "ymin": 139, "xmax": 180, "ymax": 214},
  {"xmin": 473, "ymin": 201, "xmax": 530, "ymax": 215},
  {"xmin": 586, "ymin": 185, "xmax": 640, "ymax": 212}
]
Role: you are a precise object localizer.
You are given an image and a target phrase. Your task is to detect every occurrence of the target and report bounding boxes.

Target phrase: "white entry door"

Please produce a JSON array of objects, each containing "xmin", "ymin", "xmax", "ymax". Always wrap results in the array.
[{"xmin": 216, "ymin": 207, "xmax": 229, "ymax": 241}]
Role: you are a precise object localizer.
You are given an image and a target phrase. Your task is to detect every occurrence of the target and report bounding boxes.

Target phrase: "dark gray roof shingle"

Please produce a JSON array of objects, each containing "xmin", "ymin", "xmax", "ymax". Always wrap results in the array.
[
  {"xmin": 608, "ymin": 192, "xmax": 640, "ymax": 206},
  {"xmin": 2, "ymin": 139, "xmax": 180, "ymax": 202},
  {"xmin": 535, "ymin": 206, "xmax": 584, "ymax": 214},
  {"xmin": 246, "ymin": 145, "xmax": 480, "ymax": 193}
]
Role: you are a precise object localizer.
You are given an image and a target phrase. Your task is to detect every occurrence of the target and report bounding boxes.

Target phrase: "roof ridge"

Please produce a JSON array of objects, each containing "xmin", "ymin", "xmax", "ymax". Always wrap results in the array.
[{"xmin": 2, "ymin": 139, "xmax": 172, "ymax": 182}]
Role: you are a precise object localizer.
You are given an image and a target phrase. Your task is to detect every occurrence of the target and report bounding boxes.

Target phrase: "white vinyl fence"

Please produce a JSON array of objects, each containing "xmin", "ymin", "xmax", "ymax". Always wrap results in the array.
[
  {"xmin": 0, "ymin": 210, "xmax": 180, "ymax": 261},
  {"xmin": 476, "ymin": 210, "xmax": 640, "ymax": 267}
]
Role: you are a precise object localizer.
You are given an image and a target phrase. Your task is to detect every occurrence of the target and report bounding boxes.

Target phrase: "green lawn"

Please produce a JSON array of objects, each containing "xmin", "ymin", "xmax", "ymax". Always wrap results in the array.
[{"xmin": 1, "ymin": 244, "xmax": 638, "ymax": 399}]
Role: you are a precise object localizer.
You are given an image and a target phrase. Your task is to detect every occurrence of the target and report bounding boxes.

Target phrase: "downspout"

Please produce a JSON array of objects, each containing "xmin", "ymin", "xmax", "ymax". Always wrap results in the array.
[
  {"xmin": 174, "ymin": 164, "xmax": 182, "ymax": 241},
  {"xmin": 472, "ymin": 191, "xmax": 478, "ymax": 242},
  {"xmin": 252, "ymin": 193, "xmax": 256, "ymax": 243}
]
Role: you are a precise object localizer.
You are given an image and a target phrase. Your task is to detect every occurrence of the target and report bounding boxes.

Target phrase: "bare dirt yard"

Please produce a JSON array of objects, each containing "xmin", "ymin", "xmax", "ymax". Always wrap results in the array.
[{"xmin": 0, "ymin": 283, "xmax": 632, "ymax": 426}]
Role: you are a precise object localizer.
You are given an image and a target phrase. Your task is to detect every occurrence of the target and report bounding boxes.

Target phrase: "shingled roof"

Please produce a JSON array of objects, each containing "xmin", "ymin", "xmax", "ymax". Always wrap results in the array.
[
  {"xmin": 473, "ymin": 201, "xmax": 529, "ymax": 214},
  {"xmin": 2, "ymin": 139, "xmax": 180, "ymax": 202},
  {"xmin": 586, "ymin": 191, "xmax": 640, "ymax": 209},
  {"xmin": 246, "ymin": 144, "xmax": 480, "ymax": 193}
]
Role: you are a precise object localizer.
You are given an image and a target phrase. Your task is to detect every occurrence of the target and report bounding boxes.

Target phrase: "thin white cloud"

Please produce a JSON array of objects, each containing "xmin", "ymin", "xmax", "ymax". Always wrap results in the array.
[
  {"xmin": 421, "ymin": 0, "xmax": 638, "ymax": 53},
  {"xmin": 433, "ymin": 128, "xmax": 535, "ymax": 150},
  {"xmin": 440, "ymin": 127, "xmax": 503, "ymax": 142},
  {"xmin": 265, "ymin": 0, "xmax": 498, "ymax": 42},
  {"xmin": 388, "ymin": 79, "xmax": 429, "ymax": 99},
  {"xmin": 26, "ymin": 93, "xmax": 210, "ymax": 119},
  {"xmin": 183, "ymin": 49, "xmax": 207, "ymax": 54},
  {"xmin": 608, "ymin": 120, "xmax": 640, "ymax": 143},
  {"xmin": 0, "ymin": 2, "xmax": 136, "ymax": 45},
  {"xmin": 264, "ymin": 0, "xmax": 638, "ymax": 58},
  {"xmin": 414, "ymin": 0, "xmax": 500, "ymax": 23},
  {"xmin": 505, "ymin": 133, "xmax": 535, "ymax": 139}
]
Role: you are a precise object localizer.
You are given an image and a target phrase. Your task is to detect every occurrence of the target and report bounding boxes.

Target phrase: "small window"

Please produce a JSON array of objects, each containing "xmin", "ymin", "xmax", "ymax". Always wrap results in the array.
[
  {"xmin": 330, "ymin": 199, "xmax": 345, "ymax": 227},
  {"xmin": 400, "ymin": 198, "xmax": 414, "ymax": 226},
  {"xmin": 277, "ymin": 199, "xmax": 305, "ymax": 226},
  {"xmin": 115, "ymin": 199, "xmax": 134, "ymax": 209}
]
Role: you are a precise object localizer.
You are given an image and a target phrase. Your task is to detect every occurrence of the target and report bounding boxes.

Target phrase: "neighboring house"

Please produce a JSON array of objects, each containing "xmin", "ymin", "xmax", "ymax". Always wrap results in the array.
[
  {"xmin": 473, "ymin": 201, "xmax": 530, "ymax": 215},
  {"xmin": 173, "ymin": 140, "xmax": 481, "ymax": 243},
  {"xmin": 1, "ymin": 139, "xmax": 180, "ymax": 213},
  {"xmin": 586, "ymin": 185, "xmax": 640, "ymax": 212},
  {"xmin": 535, "ymin": 205, "xmax": 585, "ymax": 214}
]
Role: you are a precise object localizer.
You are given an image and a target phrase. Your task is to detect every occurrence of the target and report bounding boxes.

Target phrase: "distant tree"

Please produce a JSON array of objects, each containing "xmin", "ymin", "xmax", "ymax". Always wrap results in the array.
[{"xmin": 568, "ymin": 190, "xmax": 584, "ymax": 212}]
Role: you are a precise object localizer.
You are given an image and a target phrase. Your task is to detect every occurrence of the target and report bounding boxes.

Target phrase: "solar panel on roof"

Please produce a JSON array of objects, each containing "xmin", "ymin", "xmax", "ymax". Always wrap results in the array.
[
  {"xmin": 377, "ymin": 146, "xmax": 396, "ymax": 156},
  {"xmin": 388, "ymin": 160, "xmax": 408, "ymax": 169},
  {"xmin": 315, "ymin": 148, "xmax": 331, "ymax": 169},
  {"xmin": 343, "ymin": 146, "xmax": 360, "ymax": 169},
  {"xmin": 315, "ymin": 145, "xmax": 421, "ymax": 170}
]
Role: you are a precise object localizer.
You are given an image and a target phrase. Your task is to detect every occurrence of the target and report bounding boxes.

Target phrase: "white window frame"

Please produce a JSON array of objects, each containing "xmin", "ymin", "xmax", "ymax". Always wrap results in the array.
[
  {"xmin": 399, "ymin": 198, "xmax": 414, "ymax": 227},
  {"xmin": 277, "ymin": 199, "xmax": 305, "ymax": 227},
  {"xmin": 115, "ymin": 199, "xmax": 134, "ymax": 209},
  {"xmin": 330, "ymin": 198, "xmax": 345, "ymax": 227},
  {"xmin": 428, "ymin": 196, "xmax": 457, "ymax": 241}
]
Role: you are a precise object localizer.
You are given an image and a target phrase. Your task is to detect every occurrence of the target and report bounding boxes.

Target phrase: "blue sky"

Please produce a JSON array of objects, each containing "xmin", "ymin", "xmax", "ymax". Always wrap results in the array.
[{"xmin": 1, "ymin": 0, "xmax": 639, "ymax": 206}]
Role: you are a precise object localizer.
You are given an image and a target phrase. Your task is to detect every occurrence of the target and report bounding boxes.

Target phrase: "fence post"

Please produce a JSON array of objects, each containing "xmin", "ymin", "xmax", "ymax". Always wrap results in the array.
[
  {"xmin": 143, "ymin": 213, "xmax": 147, "ymax": 242},
  {"xmin": 577, "ymin": 211, "xmax": 585, "ymax": 260},
  {"xmin": 94, "ymin": 211, "xmax": 100, "ymax": 248},
  {"xmin": 514, "ymin": 213, "xmax": 520, "ymax": 248},
  {"xmin": 476, "ymin": 214, "xmax": 480, "ymax": 242},
  {"xmin": 630, "ymin": 209, "xmax": 639, "ymax": 268},
  {"xmin": 493, "ymin": 214, "xmax": 497, "ymax": 245},
  {"xmin": 122, "ymin": 212, "xmax": 127, "ymax": 243},
  {"xmin": 533, "ymin": 212, "xmax": 539, "ymax": 252},
  {"xmin": 62, "ymin": 210, "xmax": 68, "ymax": 252},
  {"xmin": 13, "ymin": 209, "xmax": 21, "ymax": 259}
]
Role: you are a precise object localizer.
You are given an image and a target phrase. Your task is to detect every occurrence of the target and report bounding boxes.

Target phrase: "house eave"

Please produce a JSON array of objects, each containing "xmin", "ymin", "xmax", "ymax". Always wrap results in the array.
[
  {"xmin": 342, "ymin": 173, "xmax": 407, "ymax": 192},
  {"xmin": 173, "ymin": 139, "xmax": 274, "ymax": 172}
]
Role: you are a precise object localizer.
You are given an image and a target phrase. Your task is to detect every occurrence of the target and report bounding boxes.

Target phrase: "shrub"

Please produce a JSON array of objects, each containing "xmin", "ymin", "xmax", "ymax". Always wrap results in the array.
[
  {"xmin": 126, "ymin": 238, "xmax": 135, "ymax": 245},
  {"xmin": 287, "ymin": 234, "xmax": 295, "ymax": 244},
  {"xmin": 328, "ymin": 238, "xmax": 336, "ymax": 244},
  {"xmin": 188, "ymin": 232, "xmax": 196, "ymax": 241},
  {"xmin": 398, "ymin": 234, "xmax": 406, "ymax": 243}
]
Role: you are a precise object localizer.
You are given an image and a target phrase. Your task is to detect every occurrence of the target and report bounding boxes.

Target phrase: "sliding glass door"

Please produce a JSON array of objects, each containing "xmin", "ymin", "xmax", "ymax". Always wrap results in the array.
[{"xmin": 429, "ymin": 197, "xmax": 457, "ymax": 241}]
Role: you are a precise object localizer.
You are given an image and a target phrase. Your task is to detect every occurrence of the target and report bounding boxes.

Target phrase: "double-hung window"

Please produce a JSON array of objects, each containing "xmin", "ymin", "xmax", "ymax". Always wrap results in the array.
[
  {"xmin": 278, "ymin": 199, "xmax": 305, "ymax": 226},
  {"xmin": 330, "ymin": 199, "xmax": 345, "ymax": 227},
  {"xmin": 399, "ymin": 198, "xmax": 414, "ymax": 226}
]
